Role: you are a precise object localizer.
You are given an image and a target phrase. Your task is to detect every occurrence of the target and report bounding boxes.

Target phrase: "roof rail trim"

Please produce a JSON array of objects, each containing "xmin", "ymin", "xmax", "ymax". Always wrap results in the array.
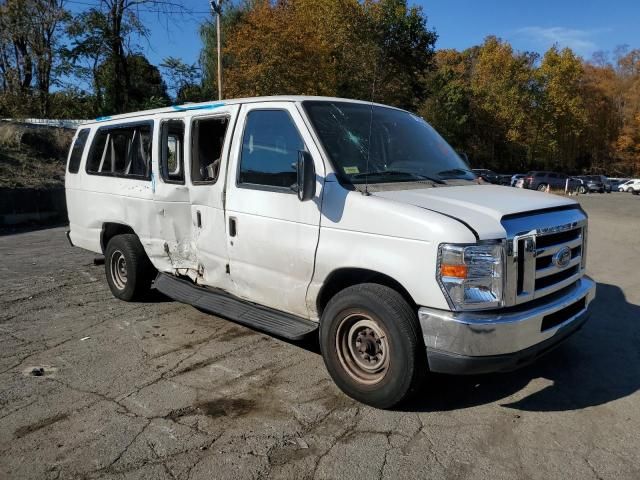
[{"xmin": 171, "ymin": 102, "xmax": 225, "ymax": 112}]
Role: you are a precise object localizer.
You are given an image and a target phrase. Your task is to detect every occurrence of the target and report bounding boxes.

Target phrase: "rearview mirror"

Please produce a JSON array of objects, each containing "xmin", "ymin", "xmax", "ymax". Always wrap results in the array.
[{"xmin": 296, "ymin": 151, "xmax": 316, "ymax": 202}]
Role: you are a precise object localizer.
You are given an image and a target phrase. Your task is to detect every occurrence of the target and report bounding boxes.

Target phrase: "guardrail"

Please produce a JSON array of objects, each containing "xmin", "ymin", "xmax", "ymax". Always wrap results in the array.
[{"xmin": 1, "ymin": 118, "xmax": 89, "ymax": 129}]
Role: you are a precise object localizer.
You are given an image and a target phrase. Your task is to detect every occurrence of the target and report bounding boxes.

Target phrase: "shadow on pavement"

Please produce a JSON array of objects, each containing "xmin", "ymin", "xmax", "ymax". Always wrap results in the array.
[{"xmin": 405, "ymin": 282, "xmax": 640, "ymax": 412}]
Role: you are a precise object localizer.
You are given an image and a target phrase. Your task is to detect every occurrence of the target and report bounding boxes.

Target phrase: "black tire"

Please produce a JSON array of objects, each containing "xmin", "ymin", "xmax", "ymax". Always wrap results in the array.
[
  {"xmin": 578, "ymin": 186, "xmax": 587, "ymax": 194},
  {"xmin": 319, "ymin": 283, "xmax": 426, "ymax": 409},
  {"xmin": 104, "ymin": 234, "xmax": 155, "ymax": 301},
  {"xmin": 537, "ymin": 183, "xmax": 548, "ymax": 191}
]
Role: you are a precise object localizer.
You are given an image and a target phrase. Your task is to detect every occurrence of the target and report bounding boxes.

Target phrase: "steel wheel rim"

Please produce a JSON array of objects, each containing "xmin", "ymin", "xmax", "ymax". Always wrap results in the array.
[
  {"xmin": 335, "ymin": 312, "xmax": 390, "ymax": 385},
  {"xmin": 110, "ymin": 250, "xmax": 127, "ymax": 290}
]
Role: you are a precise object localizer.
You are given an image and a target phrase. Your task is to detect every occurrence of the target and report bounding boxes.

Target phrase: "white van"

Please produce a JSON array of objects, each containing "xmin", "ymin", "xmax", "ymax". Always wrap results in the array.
[{"xmin": 65, "ymin": 96, "xmax": 595, "ymax": 408}]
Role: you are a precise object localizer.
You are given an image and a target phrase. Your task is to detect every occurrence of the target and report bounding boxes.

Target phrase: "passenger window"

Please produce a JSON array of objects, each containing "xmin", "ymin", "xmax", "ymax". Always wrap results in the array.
[
  {"xmin": 191, "ymin": 117, "xmax": 229, "ymax": 184},
  {"xmin": 68, "ymin": 128, "xmax": 90, "ymax": 174},
  {"xmin": 238, "ymin": 110, "xmax": 305, "ymax": 190},
  {"xmin": 161, "ymin": 120, "xmax": 184, "ymax": 184},
  {"xmin": 86, "ymin": 123, "xmax": 152, "ymax": 179}
]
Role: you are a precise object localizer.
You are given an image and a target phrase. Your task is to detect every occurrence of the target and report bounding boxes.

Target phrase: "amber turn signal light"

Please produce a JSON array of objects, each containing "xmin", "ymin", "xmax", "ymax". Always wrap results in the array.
[{"xmin": 440, "ymin": 264, "xmax": 468, "ymax": 279}]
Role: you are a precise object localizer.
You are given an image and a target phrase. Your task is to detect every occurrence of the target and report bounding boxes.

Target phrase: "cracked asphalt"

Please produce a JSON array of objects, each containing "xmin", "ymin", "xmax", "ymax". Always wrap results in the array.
[{"xmin": 1, "ymin": 193, "xmax": 639, "ymax": 480}]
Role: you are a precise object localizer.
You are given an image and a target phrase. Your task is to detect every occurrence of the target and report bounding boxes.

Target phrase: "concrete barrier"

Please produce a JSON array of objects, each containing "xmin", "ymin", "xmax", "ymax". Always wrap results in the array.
[{"xmin": 0, "ymin": 187, "xmax": 67, "ymax": 226}]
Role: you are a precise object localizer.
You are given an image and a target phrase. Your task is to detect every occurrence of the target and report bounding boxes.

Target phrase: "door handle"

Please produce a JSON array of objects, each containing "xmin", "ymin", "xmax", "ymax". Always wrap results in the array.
[
  {"xmin": 229, "ymin": 217, "xmax": 237, "ymax": 237},
  {"xmin": 196, "ymin": 211, "xmax": 202, "ymax": 228}
]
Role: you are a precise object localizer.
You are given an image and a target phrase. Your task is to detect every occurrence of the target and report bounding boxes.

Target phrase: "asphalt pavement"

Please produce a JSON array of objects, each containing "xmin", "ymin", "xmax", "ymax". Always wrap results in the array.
[{"xmin": 0, "ymin": 192, "xmax": 639, "ymax": 479}]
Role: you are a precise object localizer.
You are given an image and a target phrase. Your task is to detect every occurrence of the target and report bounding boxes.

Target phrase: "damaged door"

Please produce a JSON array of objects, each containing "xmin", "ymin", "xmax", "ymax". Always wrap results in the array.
[
  {"xmin": 188, "ymin": 105, "xmax": 240, "ymax": 289},
  {"xmin": 152, "ymin": 118, "xmax": 196, "ymax": 273}
]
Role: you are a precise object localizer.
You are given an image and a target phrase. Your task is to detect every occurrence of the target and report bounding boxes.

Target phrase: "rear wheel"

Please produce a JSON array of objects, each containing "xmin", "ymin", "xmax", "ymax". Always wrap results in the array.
[
  {"xmin": 537, "ymin": 183, "xmax": 548, "ymax": 191},
  {"xmin": 105, "ymin": 234, "xmax": 155, "ymax": 301},
  {"xmin": 319, "ymin": 283, "xmax": 426, "ymax": 409}
]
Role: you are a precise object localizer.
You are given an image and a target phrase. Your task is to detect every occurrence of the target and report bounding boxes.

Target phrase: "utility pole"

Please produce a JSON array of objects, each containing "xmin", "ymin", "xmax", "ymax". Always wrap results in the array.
[{"xmin": 210, "ymin": 0, "xmax": 223, "ymax": 100}]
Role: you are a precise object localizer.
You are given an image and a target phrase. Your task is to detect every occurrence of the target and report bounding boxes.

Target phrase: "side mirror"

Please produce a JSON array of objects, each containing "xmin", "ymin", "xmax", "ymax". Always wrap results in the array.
[{"xmin": 296, "ymin": 151, "xmax": 316, "ymax": 202}]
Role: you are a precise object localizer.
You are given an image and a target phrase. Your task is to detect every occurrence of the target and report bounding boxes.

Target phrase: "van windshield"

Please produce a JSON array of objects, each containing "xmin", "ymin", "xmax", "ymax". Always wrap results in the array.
[{"xmin": 302, "ymin": 101, "xmax": 475, "ymax": 185}]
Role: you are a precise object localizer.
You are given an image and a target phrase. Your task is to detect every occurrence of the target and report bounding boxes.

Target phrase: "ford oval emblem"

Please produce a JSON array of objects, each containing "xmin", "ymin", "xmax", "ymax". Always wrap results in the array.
[{"xmin": 553, "ymin": 246, "xmax": 572, "ymax": 268}]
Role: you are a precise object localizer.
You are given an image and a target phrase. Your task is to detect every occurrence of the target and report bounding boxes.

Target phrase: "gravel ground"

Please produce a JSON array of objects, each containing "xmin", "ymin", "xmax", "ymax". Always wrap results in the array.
[{"xmin": 0, "ymin": 193, "xmax": 639, "ymax": 479}]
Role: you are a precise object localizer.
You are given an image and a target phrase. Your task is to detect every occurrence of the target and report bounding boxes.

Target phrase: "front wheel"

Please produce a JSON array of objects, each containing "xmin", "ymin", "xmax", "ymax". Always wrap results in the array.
[
  {"xmin": 578, "ymin": 185, "xmax": 587, "ymax": 194},
  {"xmin": 537, "ymin": 183, "xmax": 548, "ymax": 191},
  {"xmin": 319, "ymin": 284, "xmax": 426, "ymax": 409},
  {"xmin": 105, "ymin": 234, "xmax": 155, "ymax": 301}
]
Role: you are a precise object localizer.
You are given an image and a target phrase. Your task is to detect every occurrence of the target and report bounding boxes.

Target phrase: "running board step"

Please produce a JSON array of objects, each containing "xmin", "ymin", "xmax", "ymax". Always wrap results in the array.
[{"xmin": 153, "ymin": 273, "xmax": 318, "ymax": 341}]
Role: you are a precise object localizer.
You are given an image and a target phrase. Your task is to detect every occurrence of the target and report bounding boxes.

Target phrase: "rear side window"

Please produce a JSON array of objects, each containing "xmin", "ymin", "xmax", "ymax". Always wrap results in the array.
[
  {"xmin": 68, "ymin": 129, "xmax": 90, "ymax": 174},
  {"xmin": 238, "ymin": 110, "xmax": 305, "ymax": 190},
  {"xmin": 86, "ymin": 123, "xmax": 152, "ymax": 179},
  {"xmin": 161, "ymin": 120, "xmax": 185, "ymax": 184}
]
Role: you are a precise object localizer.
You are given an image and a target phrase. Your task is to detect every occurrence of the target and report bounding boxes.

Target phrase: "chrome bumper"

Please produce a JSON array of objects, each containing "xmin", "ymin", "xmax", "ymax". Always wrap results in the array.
[{"xmin": 418, "ymin": 277, "xmax": 596, "ymax": 374}]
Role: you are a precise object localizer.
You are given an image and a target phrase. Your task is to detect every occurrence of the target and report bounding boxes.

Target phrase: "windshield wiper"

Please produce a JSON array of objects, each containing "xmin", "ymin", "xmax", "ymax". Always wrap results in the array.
[
  {"xmin": 350, "ymin": 170, "xmax": 446, "ymax": 184},
  {"xmin": 437, "ymin": 168, "xmax": 474, "ymax": 178}
]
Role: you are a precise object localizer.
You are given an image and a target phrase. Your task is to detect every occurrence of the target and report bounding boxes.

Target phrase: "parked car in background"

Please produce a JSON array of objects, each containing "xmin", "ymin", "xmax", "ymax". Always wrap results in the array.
[
  {"xmin": 522, "ymin": 171, "xmax": 577, "ymax": 191},
  {"xmin": 472, "ymin": 169, "xmax": 501, "ymax": 184},
  {"xmin": 630, "ymin": 182, "xmax": 640, "ymax": 195},
  {"xmin": 511, "ymin": 174, "xmax": 525, "ymax": 187},
  {"xmin": 574, "ymin": 175, "xmax": 605, "ymax": 194},
  {"xmin": 618, "ymin": 179, "xmax": 640, "ymax": 192},
  {"xmin": 609, "ymin": 178, "xmax": 629, "ymax": 191},
  {"xmin": 497, "ymin": 174, "xmax": 512, "ymax": 185},
  {"xmin": 592, "ymin": 175, "xmax": 612, "ymax": 193}
]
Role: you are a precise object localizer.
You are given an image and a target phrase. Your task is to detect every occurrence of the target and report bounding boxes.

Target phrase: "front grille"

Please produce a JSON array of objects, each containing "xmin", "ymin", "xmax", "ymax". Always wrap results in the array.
[
  {"xmin": 535, "ymin": 265, "xmax": 579, "ymax": 290},
  {"xmin": 504, "ymin": 214, "xmax": 587, "ymax": 306},
  {"xmin": 535, "ymin": 228, "xmax": 581, "ymax": 248}
]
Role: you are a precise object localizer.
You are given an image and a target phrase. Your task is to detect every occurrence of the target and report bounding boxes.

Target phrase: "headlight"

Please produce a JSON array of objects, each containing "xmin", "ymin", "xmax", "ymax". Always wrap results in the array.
[{"xmin": 437, "ymin": 242, "xmax": 504, "ymax": 311}]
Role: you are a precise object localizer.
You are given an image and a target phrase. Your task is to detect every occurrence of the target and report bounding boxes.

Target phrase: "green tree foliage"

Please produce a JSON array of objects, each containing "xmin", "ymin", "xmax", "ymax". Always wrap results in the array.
[
  {"xmin": 64, "ymin": 0, "xmax": 187, "ymax": 115},
  {"xmin": 97, "ymin": 54, "xmax": 169, "ymax": 111},
  {"xmin": 0, "ymin": 0, "xmax": 69, "ymax": 116},
  {"xmin": 420, "ymin": 37, "xmax": 640, "ymax": 175},
  {"xmin": 1, "ymin": 0, "xmax": 639, "ymax": 175},
  {"xmin": 200, "ymin": 0, "xmax": 437, "ymax": 110}
]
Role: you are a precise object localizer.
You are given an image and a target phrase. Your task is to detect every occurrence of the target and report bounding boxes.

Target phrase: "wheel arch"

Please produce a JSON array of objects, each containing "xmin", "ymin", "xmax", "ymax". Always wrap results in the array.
[
  {"xmin": 316, "ymin": 267, "xmax": 416, "ymax": 318},
  {"xmin": 100, "ymin": 222, "xmax": 136, "ymax": 253}
]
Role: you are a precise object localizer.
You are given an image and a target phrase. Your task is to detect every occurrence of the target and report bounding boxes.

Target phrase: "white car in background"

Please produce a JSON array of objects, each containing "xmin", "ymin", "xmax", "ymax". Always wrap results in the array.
[{"xmin": 618, "ymin": 179, "xmax": 640, "ymax": 192}]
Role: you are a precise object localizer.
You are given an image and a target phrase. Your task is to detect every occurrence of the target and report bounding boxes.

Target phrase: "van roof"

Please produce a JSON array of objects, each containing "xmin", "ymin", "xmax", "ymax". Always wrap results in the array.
[{"xmin": 82, "ymin": 95, "xmax": 402, "ymax": 126}]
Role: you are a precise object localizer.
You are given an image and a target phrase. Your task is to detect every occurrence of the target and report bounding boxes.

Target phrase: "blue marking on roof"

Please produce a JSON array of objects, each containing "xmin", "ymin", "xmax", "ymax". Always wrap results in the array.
[
  {"xmin": 95, "ymin": 115, "xmax": 112, "ymax": 121},
  {"xmin": 171, "ymin": 102, "xmax": 225, "ymax": 112}
]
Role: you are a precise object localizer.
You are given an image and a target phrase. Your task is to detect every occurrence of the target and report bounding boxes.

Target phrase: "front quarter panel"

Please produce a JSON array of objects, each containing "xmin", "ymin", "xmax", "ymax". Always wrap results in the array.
[{"xmin": 308, "ymin": 180, "xmax": 478, "ymax": 316}]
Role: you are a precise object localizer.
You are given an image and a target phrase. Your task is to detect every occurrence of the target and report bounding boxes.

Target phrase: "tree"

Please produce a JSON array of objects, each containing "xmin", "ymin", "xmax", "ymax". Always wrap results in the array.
[
  {"xmin": 420, "ymin": 49, "xmax": 472, "ymax": 151},
  {"xmin": 536, "ymin": 46, "xmax": 588, "ymax": 170},
  {"xmin": 612, "ymin": 49, "xmax": 640, "ymax": 174},
  {"xmin": 160, "ymin": 56, "xmax": 201, "ymax": 103},
  {"xmin": 91, "ymin": 53, "xmax": 169, "ymax": 112},
  {"xmin": 201, "ymin": 0, "xmax": 437, "ymax": 110},
  {"xmin": 66, "ymin": 0, "xmax": 189, "ymax": 114},
  {"xmin": 0, "ymin": 0, "xmax": 68, "ymax": 116}
]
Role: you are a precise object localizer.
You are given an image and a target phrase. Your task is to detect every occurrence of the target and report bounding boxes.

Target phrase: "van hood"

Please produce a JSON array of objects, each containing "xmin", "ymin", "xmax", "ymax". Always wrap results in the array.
[{"xmin": 372, "ymin": 184, "xmax": 577, "ymax": 239}]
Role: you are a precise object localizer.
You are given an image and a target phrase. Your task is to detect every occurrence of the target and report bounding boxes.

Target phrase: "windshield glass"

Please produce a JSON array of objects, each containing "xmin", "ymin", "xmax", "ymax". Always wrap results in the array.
[{"xmin": 302, "ymin": 101, "xmax": 475, "ymax": 184}]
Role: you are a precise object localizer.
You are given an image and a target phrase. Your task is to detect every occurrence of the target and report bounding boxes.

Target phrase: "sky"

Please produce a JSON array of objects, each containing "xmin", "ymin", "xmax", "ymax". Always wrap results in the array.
[{"xmin": 68, "ymin": 0, "xmax": 640, "ymax": 71}]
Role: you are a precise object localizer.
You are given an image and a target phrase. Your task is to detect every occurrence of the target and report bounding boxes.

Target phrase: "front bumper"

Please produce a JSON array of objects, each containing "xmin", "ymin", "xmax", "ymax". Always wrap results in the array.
[{"xmin": 418, "ymin": 277, "xmax": 596, "ymax": 374}]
